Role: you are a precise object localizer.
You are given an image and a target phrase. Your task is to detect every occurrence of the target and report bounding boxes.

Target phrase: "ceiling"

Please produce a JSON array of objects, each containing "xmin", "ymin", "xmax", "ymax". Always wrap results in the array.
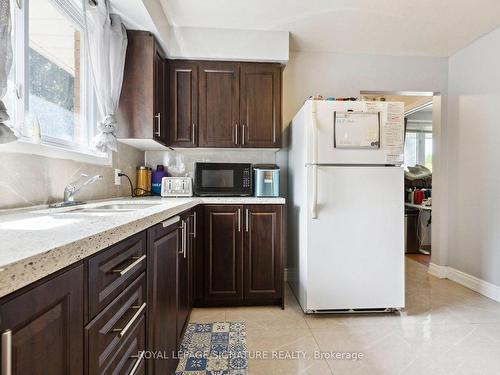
[{"xmin": 159, "ymin": 0, "xmax": 500, "ymax": 56}]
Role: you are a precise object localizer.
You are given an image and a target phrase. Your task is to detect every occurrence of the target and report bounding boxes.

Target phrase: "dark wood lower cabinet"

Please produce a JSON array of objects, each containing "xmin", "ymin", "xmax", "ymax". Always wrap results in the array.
[
  {"xmin": 201, "ymin": 204, "xmax": 283, "ymax": 306},
  {"xmin": 244, "ymin": 205, "xmax": 283, "ymax": 301},
  {"xmin": 204, "ymin": 205, "xmax": 243, "ymax": 302},
  {"xmin": 0, "ymin": 264, "xmax": 84, "ymax": 375},
  {"xmin": 147, "ymin": 217, "xmax": 180, "ymax": 375},
  {"xmin": 0, "ymin": 204, "xmax": 282, "ymax": 375},
  {"xmin": 177, "ymin": 212, "xmax": 191, "ymax": 344},
  {"xmin": 86, "ymin": 273, "xmax": 147, "ymax": 375}
]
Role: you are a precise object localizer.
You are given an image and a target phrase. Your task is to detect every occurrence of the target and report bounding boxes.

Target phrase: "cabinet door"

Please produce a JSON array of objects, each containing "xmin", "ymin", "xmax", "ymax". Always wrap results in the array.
[
  {"xmin": 192, "ymin": 206, "xmax": 204, "ymax": 305},
  {"xmin": 169, "ymin": 61, "xmax": 198, "ymax": 147},
  {"xmin": 240, "ymin": 63, "xmax": 282, "ymax": 147},
  {"xmin": 0, "ymin": 265, "xmax": 84, "ymax": 375},
  {"xmin": 177, "ymin": 214, "xmax": 190, "ymax": 343},
  {"xmin": 154, "ymin": 51, "xmax": 167, "ymax": 145},
  {"xmin": 147, "ymin": 218, "xmax": 180, "ymax": 375},
  {"xmin": 243, "ymin": 205, "xmax": 283, "ymax": 300},
  {"xmin": 204, "ymin": 205, "xmax": 243, "ymax": 301},
  {"xmin": 117, "ymin": 31, "xmax": 159, "ymax": 140},
  {"xmin": 199, "ymin": 62, "xmax": 240, "ymax": 147}
]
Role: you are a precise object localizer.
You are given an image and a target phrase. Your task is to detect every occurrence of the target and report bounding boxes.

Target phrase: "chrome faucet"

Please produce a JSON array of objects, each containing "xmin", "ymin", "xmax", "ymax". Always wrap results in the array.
[
  {"xmin": 63, "ymin": 174, "xmax": 104, "ymax": 203},
  {"xmin": 50, "ymin": 173, "xmax": 104, "ymax": 208}
]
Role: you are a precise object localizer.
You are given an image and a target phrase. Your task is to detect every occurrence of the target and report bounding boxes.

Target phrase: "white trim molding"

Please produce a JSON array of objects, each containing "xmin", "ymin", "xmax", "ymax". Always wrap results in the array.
[
  {"xmin": 428, "ymin": 262, "xmax": 448, "ymax": 279},
  {"xmin": 428, "ymin": 263, "xmax": 500, "ymax": 302}
]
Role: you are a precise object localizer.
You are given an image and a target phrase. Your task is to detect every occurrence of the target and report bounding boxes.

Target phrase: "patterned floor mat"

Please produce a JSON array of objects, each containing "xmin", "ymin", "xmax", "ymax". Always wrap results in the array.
[{"xmin": 175, "ymin": 321, "xmax": 248, "ymax": 375}]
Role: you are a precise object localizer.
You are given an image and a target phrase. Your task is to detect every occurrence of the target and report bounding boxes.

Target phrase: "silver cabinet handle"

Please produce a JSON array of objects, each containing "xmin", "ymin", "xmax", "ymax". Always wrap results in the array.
[
  {"xmin": 129, "ymin": 354, "xmax": 144, "ymax": 375},
  {"xmin": 234, "ymin": 124, "xmax": 239, "ymax": 145},
  {"xmin": 237, "ymin": 209, "xmax": 241, "ymax": 232},
  {"xmin": 1, "ymin": 330, "xmax": 11, "ymax": 375},
  {"xmin": 179, "ymin": 220, "xmax": 186, "ymax": 255},
  {"xmin": 112, "ymin": 303, "xmax": 146, "ymax": 338},
  {"xmin": 242, "ymin": 124, "xmax": 246, "ymax": 145},
  {"xmin": 111, "ymin": 255, "xmax": 146, "ymax": 276},
  {"xmin": 154, "ymin": 113, "xmax": 161, "ymax": 137},
  {"xmin": 192, "ymin": 123, "xmax": 196, "ymax": 144},
  {"xmin": 190, "ymin": 212, "xmax": 197, "ymax": 238},
  {"xmin": 245, "ymin": 208, "xmax": 249, "ymax": 232},
  {"xmin": 162, "ymin": 216, "xmax": 180, "ymax": 228},
  {"xmin": 183, "ymin": 220, "xmax": 187, "ymax": 258}
]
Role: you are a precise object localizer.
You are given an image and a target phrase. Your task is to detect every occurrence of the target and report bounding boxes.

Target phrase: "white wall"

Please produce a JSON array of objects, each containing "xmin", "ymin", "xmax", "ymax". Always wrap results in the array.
[
  {"xmin": 282, "ymin": 52, "xmax": 448, "ymax": 126},
  {"xmin": 281, "ymin": 51, "xmax": 449, "ymax": 267},
  {"xmin": 446, "ymin": 27, "xmax": 500, "ymax": 287},
  {"xmin": 168, "ymin": 27, "xmax": 289, "ymax": 63}
]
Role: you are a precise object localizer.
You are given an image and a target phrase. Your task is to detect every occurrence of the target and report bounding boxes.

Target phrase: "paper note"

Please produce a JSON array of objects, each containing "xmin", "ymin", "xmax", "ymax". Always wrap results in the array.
[{"xmin": 334, "ymin": 112, "xmax": 380, "ymax": 149}]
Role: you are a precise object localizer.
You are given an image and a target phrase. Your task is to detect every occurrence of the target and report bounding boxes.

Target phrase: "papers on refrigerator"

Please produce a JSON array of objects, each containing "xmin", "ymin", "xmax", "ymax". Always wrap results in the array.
[{"xmin": 334, "ymin": 112, "xmax": 380, "ymax": 149}]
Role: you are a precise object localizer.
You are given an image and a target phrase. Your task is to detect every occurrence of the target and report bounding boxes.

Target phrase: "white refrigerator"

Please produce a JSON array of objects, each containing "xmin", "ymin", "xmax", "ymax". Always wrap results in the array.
[{"xmin": 288, "ymin": 100, "xmax": 405, "ymax": 313}]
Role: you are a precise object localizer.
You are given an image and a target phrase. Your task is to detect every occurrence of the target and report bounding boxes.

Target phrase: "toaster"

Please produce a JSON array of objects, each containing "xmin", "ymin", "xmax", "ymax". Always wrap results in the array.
[
  {"xmin": 253, "ymin": 164, "xmax": 280, "ymax": 197},
  {"xmin": 161, "ymin": 177, "xmax": 193, "ymax": 197}
]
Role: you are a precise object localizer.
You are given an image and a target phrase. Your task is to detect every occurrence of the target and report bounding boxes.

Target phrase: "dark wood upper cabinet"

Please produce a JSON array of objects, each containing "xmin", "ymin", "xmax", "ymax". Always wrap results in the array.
[
  {"xmin": 198, "ymin": 62, "xmax": 240, "ymax": 147},
  {"xmin": 243, "ymin": 205, "xmax": 283, "ymax": 300},
  {"xmin": 240, "ymin": 63, "xmax": 282, "ymax": 148},
  {"xmin": 204, "ymin": 205, "xmax": 243, "ymax": 301},
  {"xmin": 147, "ymin": 218, "xmax": 180, "ymax": 375},
  {"xmin": 169, "ymin": 61, "xmax": 198, "ymax": 147},
  {"xmin": 116, "ymin": 30, "xmax": 167, "ymax": 145},
  {"xmin": 168, "ymin": 60, "xmax": 281, "ymax": 148},
  {"xmin": 0, "ymin": 265, "xmax": 84, "ymax": 375}
]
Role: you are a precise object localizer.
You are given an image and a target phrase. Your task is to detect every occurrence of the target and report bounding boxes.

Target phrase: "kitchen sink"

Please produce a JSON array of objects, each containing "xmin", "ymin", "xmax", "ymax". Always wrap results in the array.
[
  {"xmin": 55, "ymin": 203, "xmax": 162, "ymax": 214},
  {"xmin": 88, "ymin": 203, "xmax": 160, "ymax": 210}
]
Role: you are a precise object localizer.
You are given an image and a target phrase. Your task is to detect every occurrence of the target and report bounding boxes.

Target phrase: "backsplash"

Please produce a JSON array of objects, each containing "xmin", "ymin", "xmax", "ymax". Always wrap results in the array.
[
  {"xmin": 0, "ymin": 143, "xmax": 144, "ymax": 210},
  {"xmin": 145, "ymin": 149, "xmax": 277, "ymax": 176}
]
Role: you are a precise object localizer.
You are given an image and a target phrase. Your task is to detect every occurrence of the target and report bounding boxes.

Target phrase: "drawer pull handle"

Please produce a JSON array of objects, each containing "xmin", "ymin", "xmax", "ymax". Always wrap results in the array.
[
  {"xmin": 111, "ymin": 255, "xmax": 146, "ymax": 276},
  {"xmin": 129, "ymin": 353, "xmax": 144, "ymax": 375},
  {"xmin": 162, "ymin": 216, "xmax": 180, "ymax": 228},
  {"xmin": 2, "ymin": 330, "xmax": 12, "ymax": 375},
  {"xmin": 112, "ymin": 302, "xmax": 146, "ymax": 338}
]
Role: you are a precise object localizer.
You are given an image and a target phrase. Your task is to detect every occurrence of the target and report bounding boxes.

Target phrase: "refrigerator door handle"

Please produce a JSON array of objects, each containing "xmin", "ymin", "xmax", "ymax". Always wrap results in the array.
[{"xmin": 310, "ymin": 165, "xmax": 318, "ymax": 219}]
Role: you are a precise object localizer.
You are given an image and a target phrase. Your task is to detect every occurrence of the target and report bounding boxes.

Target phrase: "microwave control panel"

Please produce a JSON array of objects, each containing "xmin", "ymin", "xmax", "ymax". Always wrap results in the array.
[{"xmin": 243, "ymin": 168, "xmax": 251, "ymax": 188}]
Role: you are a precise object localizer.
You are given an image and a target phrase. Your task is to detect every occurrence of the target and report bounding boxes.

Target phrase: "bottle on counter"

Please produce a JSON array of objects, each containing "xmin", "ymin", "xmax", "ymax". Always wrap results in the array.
[
  {"xmin": 136, "ymin": 166, "xmax": 150, "ymax": 196},
  {"xmin": 151, "ymin": 165, "xmax": 167, "ymax": 195}
]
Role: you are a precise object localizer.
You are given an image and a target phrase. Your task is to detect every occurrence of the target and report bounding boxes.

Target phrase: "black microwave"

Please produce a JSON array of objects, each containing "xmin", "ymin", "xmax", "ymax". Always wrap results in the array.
[{"xmin": 194, "ymin": 163, "xmax": 252, "ymax": 196}]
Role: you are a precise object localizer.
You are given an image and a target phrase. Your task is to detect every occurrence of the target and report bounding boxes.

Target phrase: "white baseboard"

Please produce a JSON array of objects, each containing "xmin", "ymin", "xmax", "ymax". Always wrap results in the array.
[
  {"xmin": 284, "ymin": 268, "xmax": 290, "ymax": 282},
  {"xmin": 428, "ymin": 262, "xmax": 448, "ymax": 278},
  {"xmin": 428, "ymin": 262, "xmax": 500, "ymax": 302}
]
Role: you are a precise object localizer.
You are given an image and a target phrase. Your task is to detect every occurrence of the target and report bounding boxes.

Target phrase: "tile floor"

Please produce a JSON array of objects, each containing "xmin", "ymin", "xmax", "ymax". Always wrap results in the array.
[{"xmin": 189, "ymin": 259, "xmax": 500, "ymax": 374}]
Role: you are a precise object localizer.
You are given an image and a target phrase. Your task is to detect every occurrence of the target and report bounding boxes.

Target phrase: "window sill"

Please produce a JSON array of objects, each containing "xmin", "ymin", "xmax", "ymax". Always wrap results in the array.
[{"xmin": 0, "ymin": 138, "xmax": 112, "ymax": 166}]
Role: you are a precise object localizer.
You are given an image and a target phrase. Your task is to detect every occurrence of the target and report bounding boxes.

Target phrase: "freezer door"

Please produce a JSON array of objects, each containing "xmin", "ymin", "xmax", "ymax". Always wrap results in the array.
[
  {"xmin": 309, "ymin": 101, "xmax": 404, "ymax": 165},
  {"xmin": 306, "ymin": 166, "xmax": 405, "ymax": 311}
]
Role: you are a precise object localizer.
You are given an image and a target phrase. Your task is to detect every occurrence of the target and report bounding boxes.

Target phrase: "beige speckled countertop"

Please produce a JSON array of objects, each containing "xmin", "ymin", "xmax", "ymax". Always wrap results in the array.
[{"xmin": 0, "ymin": 196, "xmax": 285, "ymax": 298}]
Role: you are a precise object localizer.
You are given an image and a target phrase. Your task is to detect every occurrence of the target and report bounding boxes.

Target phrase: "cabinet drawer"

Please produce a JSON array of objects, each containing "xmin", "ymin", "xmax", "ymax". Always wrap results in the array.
[
  {"xmin": 86, "ymin": 272, "xmax": 147, "ymax": 375},
  {"xmin": 88, "ymin": 231, "xmax": 147, "ymax": 319}
]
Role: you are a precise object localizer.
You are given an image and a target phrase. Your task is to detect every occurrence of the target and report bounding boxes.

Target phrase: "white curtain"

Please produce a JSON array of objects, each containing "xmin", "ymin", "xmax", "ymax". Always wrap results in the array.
[
  {"xmin": 0, "ymin": 0, "xmax": 17, "ymax": 144},
  {"xmin": 83, "ymin": 0, "xmax": 127, "ymax": 153}
]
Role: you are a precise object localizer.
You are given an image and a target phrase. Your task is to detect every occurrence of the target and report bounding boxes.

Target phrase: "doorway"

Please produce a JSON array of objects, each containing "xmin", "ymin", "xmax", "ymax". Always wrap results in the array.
[{"xmin": 361, "ymin": 91, "xmax": 438, "ymax": 268}]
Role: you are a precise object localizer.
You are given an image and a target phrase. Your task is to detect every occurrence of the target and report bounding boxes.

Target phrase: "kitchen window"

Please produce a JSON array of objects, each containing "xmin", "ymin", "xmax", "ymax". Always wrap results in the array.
[{"xmin": 5, "ymin": 0, "xmax": 105, "ymax": 163}]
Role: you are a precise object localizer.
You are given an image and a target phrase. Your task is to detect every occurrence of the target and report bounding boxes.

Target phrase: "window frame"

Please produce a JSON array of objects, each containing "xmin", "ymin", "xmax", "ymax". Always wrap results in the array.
[
  {"xmin": 7, "ymin": 0, "xmax": 110, "ymax": 164},
  {"xmin": 405, "ymin": 130, "xmax": 432, "ymax": 169}
]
